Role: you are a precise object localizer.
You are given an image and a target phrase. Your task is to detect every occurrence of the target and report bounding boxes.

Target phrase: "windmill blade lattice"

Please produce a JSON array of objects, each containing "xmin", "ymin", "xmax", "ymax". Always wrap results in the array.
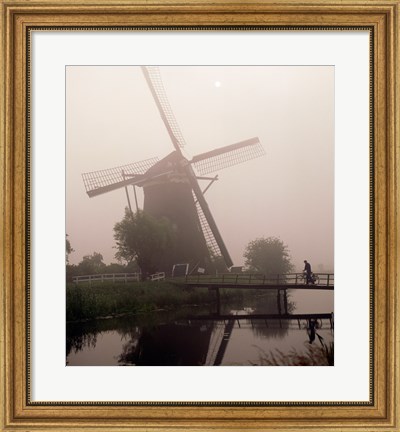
[
  {"xmin": 192, "ymin": 138, "xmax": 265, "ymax": 175},
  {"xmin": 193, "ymin": 191, "xmax": 223, "ymax": 259},
  {"xmin": 142, "ymin": 66, "xmax": 186, "ymax": 150},
  {"xmin": 82, "ymin": 157, "xmax": 159, "ymax": 195}
]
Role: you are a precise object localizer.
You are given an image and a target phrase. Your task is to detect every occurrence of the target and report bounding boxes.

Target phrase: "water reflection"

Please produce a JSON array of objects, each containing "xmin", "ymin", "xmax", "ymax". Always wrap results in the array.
[
  {"xmin": 66, "ymin": 290, "xmax": 334, "ymax": 366},
  {"xmin": 117, "ymin": 321, "xmax": 215, "ymax": 365}
]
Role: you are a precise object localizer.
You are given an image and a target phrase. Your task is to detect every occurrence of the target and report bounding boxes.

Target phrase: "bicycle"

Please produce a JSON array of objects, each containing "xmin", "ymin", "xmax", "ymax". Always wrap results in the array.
[{"xmin": 298, "ymin": 271, "xmax": 319, "ymax": 285}]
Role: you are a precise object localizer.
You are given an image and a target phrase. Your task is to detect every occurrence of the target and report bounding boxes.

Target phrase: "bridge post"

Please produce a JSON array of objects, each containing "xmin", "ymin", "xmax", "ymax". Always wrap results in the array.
[
  {"xmin": 216, "ymin": 287, "xmax": 221, "ymax": 315},
  {"xmin": 283, "ymin": 289, "xmax": 288, "ymax": 315},
  {"xmin": 277, "ymin": 289, "xmax": 281, "ymax": 315}
]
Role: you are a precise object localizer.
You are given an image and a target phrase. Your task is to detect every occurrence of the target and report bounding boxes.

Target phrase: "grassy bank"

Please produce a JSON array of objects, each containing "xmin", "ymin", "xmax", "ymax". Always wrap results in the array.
[
  {"xmin": 66, "ymin": 281, "xmax": 265, "ymax": 322},
  {"xmin": 256, "ymin": 342, "xmax": 334, "ymax": 366}
]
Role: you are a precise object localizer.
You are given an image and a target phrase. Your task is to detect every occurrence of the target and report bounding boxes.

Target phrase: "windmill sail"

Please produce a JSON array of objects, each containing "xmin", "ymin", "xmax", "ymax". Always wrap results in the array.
[
  {"xmin": 82, "ymin": 157, "xmax": 159, "ymax": 197},
  {"xmin": 185, "ymin": 165, "xmax": 233, "ymax": 268},
  {"xmin": 191, "ymin": 137, "xmax": 264, "ymax": 175},
  {"xmin": 193, "ymin": 192, "xmax": 223, "ymax": 259},
  {"xmin": 141, "ymin": 66, "xmax": 186, "ymax": 151}
]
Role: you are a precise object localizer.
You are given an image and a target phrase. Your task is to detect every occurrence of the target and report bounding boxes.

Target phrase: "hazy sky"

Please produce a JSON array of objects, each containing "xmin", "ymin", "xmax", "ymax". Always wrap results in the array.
[{"xmin": 66, "ymin": 66, "xmax": 334, "ymax": 271}]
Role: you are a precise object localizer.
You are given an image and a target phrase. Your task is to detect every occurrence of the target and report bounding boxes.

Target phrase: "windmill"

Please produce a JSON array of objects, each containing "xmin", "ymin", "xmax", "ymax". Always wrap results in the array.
[{"xmin": 82, "ymin": 66, "xmax": 265, "ymax": 275}]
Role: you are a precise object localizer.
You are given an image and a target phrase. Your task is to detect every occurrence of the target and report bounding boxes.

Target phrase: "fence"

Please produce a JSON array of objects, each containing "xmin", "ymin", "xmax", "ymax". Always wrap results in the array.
[
  {"xmin": 72, "ymin": 272, "xmax": 167, "ymax": 284},
  {"xmin": 150, "ymin": 272, "xmax": 166, "ymax": 281},
  {"xmin": 72, "ymin": 273, "xmax": 141, "ymax": 284}
]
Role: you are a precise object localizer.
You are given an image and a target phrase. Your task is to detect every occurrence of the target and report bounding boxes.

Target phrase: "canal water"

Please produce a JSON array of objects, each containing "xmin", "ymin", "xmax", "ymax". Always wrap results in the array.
[{"xmin": 66, "ymin": 290, "xmax": 334, "ymax": 366}]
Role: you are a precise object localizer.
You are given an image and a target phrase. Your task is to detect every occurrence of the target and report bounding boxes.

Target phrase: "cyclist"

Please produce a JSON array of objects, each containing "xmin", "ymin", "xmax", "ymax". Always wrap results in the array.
[{"xmin": 303, "ymin": 260, "xmax": 314, "ymax": 285}]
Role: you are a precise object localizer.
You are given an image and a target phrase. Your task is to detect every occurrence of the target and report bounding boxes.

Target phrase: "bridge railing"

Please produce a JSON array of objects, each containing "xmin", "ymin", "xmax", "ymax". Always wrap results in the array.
[
  {"xmin": 285, "ymin": 273, "xmax": 334, "ymax": 286},
  {"xmin": 185, "ymin": 272, "xmax": 334, "ymax": 286}
]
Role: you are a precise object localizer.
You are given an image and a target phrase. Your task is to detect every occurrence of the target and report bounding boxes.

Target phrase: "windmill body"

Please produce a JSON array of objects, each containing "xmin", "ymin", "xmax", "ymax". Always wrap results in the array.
[
  {"xmin": 140, "ymin": 151, "xmax": 211, "ymax": 274},
  {"xmin": 82, "ymin": 67, "xmax": 265, "ymax": 276}
]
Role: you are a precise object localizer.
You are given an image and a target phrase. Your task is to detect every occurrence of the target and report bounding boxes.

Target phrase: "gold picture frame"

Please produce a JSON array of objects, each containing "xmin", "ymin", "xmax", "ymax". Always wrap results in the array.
[{"xmin": 1, "ymin": 0, "xmax": 399, "ymax": 430}]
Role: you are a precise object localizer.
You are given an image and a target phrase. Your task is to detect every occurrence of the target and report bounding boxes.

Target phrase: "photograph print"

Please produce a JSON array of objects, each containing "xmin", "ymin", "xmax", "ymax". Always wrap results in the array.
[{"xmin": 66, "ymin": 65, "xmax": 334, "ymax": 366}]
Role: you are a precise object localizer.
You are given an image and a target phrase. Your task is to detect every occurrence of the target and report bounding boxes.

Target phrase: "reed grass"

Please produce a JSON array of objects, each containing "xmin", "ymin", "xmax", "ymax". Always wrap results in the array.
[
  {"xmin": 66, "ymin": 281, "xmax": 265, "ymax": 322},
  {"xmin": 255, "ymin": 342, "xmax": 334, "ymax": 366}
]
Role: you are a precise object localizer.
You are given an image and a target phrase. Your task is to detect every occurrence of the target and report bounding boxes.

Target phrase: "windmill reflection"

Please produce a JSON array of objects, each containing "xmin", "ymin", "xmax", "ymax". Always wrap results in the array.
[{"xmin": 66, "ymin": 300, "xmax": 333, "ymax": 366}]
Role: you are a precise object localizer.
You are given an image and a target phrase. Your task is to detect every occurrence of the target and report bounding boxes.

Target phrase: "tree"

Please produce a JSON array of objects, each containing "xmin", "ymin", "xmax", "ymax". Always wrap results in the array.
[
  {"xmin": 243, "ymin": 236, "xmax": 294, "ymax": 276},
  {"xmin": 66, "ymin": 234, "xmax": 74, "ymax": 263},
  {"xmin": 66, "ymin": 234, "xmax": 76, "ymax": 282},
  {"xmin": 113, "ymin": 209, "xmax": 176, "ymax": 280},
  {"xmin": 76, "ymin": 251, "xmax": 106, "ymax": 275},
  {"xmin": 104, "ymin": 262, "xmax": 126, "ymax": 274}
]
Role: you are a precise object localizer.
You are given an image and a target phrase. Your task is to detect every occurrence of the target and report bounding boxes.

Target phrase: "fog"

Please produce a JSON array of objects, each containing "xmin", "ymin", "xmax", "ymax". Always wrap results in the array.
[{"xmin": 66, "ymin": 66, "xmax": 334, "ymax": 272}]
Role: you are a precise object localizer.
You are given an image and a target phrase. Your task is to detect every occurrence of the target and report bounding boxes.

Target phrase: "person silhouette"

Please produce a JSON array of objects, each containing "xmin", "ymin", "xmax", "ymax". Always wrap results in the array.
[
  {"xmin": 307, "ymin": 318, "xmax": 316, "ymax": 344},
  {"xmin": 303, "ymin": 260, "xmax": 314, "ymax": 285}
]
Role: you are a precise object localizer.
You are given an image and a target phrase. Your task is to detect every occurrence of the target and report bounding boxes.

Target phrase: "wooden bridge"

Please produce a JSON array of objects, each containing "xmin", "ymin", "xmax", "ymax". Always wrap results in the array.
[
  {"xmin": 184, "ymin": 273, "xmax": 334, "ymax": 289},
  {"xmin": 183, "ymin": 272, "xmax": 334, "ymax": 315}
]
